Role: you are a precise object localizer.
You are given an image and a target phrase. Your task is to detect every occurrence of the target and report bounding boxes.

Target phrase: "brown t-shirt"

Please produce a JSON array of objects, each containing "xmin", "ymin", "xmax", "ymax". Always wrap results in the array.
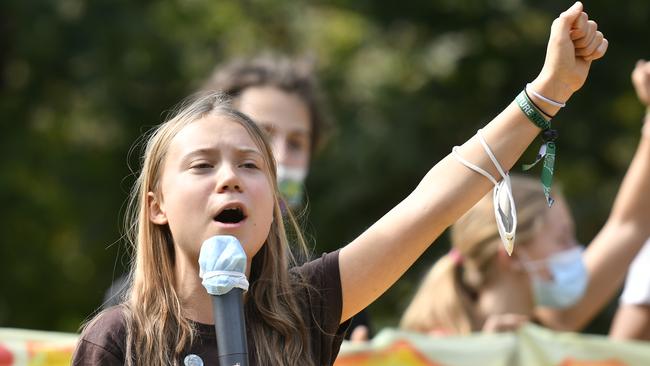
[{"xmin": 72, "ymin": 250, "xmax": 349, "ymax": 366}]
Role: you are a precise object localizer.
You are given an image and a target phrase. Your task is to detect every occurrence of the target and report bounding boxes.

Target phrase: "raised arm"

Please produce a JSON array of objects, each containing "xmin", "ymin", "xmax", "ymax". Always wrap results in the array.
[
  {"xmin": 536, "ymin": 60, "xmax": 650, "ymax": 331},
  {"xmin": 338, "ymin": 2, "xmax": 608, "ymax": 323}
]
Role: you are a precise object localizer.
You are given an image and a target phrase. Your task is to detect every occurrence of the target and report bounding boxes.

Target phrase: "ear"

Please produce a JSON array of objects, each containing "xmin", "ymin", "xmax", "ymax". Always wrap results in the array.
[{"xmin": 148, "ymin": 192, "xmax": 168, "ymax": 225}]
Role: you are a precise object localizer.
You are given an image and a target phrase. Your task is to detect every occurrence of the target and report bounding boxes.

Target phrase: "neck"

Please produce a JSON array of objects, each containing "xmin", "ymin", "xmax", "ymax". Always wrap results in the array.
[
  {"xmin": 175, "ymin": 250, "xmax": 214, "ymax": 325},
  {"xmin": 476, "ymin": 267, "xmax": 534, "ymax": 323}
]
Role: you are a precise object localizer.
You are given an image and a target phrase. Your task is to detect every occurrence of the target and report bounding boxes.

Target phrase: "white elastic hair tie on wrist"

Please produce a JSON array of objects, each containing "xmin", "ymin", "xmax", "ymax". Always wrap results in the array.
[
  {"xmin": 526, "ymin": 83, "xmax": 566, "ymax": 108},
  {"xmin": 451, "ymin": 129, "xmax": 517, "ymax": 255}
]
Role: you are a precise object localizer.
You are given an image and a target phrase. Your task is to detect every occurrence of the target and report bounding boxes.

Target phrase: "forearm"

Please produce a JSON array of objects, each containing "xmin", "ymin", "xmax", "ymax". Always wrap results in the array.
[
  {"xmin": 340, "ymin": 81, "xmax": 559, "ymax": 322},
  {"xmin": 607, "ymin": 131, "xmax": 650, "ymax": 232},
  {"xmin": 413, "ymin": 73, "xmax": 570, "ymax": 226},
  {"xmin": 413, "ymin": 104, "xmax": 539, "ymax": 231}
]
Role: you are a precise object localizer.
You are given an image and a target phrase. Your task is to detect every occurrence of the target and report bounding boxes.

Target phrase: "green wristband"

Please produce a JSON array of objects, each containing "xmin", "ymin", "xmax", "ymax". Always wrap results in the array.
[
  {"xmin": 516, "ymin": 89, "xmax": 556, "ymax": 207},
  {"xmin": 515, "ymin": 90, "xmax": 551, "ymax": 130}
]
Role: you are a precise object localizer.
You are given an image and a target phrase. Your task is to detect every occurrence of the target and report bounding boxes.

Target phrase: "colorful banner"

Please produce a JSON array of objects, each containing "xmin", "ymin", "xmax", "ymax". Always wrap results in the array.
[
  {"xmin": 2, "ymin": 324, "xmax": 650, "ymax": 365},
  {"xmin": 335, "ymin": 324, "xmax": 650, "ymax": 366},
  {"xmin": 0, "ymin": 328, "xmax": 77, "ymax": 366}
]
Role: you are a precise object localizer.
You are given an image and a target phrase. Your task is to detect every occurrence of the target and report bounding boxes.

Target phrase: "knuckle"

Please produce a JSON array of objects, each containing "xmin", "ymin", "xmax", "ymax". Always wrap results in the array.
[
  {"xmin": 588, "ymin": 20, "xmax": 597, "ymax": 30},
  {"xmin": 573, "ymin": 30, "xmax": 585, "ymax": 39}
]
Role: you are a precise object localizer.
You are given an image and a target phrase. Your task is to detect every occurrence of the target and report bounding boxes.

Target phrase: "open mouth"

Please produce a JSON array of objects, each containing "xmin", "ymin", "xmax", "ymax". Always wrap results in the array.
[{"xmin": 214, "ymin": 206, "xmax": 246, "ymax": 224}]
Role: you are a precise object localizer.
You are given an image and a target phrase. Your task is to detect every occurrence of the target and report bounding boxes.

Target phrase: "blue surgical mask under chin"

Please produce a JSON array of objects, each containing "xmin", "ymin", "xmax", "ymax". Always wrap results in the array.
[
  {"xmin": 522, "ymin": 246, "xmax": 588, "ymax": 309},
  {"xmin": 277, "ymin": 164, "xmax": 307, "ymax": 209}
]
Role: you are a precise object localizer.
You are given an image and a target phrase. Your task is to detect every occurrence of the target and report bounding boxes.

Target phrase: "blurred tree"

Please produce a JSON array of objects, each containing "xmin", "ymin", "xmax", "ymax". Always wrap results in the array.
[{"xmin": 0, "ymin": 0, "xmax": 647, "ymax": 334}]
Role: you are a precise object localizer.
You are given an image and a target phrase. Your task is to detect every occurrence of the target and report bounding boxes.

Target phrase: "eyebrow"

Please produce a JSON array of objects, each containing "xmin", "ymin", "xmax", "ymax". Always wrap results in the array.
[
  {"xmin": 180, "ymin": 146, "xmax": 264, "ymax": 164},
  {"xmin": 258, "ymin": 121, "xmax": 311, "ymax": 135}
]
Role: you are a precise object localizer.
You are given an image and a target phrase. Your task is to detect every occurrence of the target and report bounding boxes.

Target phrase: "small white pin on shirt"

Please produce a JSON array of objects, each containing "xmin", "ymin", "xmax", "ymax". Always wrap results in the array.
[{"xmin": 184, "ymin": 354, "xmax": 204, "ymax": 366}]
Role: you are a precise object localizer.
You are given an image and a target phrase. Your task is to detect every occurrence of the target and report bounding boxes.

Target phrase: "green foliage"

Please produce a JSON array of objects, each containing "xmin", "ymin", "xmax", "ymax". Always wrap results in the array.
[{"xmin": 0, "ymin": 0, "xmax": 648, "ymax": 334}]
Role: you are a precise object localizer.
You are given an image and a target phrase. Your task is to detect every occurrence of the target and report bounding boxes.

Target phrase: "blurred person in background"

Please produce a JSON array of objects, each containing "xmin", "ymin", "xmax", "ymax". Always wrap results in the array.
[
  {"xmin": 609, "ymin": 59, "xmax": 650, "ymax": 341},
  {"xmin": 201, "ymin": 54, "xmax": 325, "ymax": 213},
  {"xmin": 401, "ymin": 60, "xmax": 650, "ymax": 335}
]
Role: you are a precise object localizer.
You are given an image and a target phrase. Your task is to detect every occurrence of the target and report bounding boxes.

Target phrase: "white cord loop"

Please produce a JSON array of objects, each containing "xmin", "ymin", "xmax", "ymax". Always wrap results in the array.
[
  {"xmin": 526, "ymin": 83, "xmax": 566, "ymax": 108},
  {"xmin": 451, "ymin": 129, "xmax": 517, "ymax": 255}
]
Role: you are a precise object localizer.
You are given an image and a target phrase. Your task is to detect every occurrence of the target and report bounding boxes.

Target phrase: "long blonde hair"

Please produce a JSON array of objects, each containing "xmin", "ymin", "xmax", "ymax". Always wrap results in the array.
[
  {"xmin": 100, "ymin": 92, "xmax": 314, "ymax": 365},
  {"xmin": 400, "ymin": 175, "xmax": 550, "ymax": 334}
]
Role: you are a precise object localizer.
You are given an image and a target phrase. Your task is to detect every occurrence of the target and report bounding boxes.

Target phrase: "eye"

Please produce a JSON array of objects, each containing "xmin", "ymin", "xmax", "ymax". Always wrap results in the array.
[
  {"xmin": 240, "ymin": 161, "xmax": 259, "ymax": 169},
  {"xmin": 261, "ymin": 125, "xmax": 275, "ymax": 139},
  {"xmin": 287, "ymin": 136, "xmax": 309, "ymax": 154},
  {"xmin": 190, "ymin": 162, "xmax": 213, "ymax": 170}
]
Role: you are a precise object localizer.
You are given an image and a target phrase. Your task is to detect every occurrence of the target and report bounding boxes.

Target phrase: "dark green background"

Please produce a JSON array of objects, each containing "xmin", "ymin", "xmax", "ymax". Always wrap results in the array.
[{"xmin": 1, "ymin": 0, "xmax": 648, "ymax": 335}]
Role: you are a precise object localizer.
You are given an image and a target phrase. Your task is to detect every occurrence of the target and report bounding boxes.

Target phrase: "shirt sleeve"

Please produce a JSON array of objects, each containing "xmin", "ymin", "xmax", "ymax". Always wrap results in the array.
[
  {"xmin": 71, "ymin": 339, "xmax": 123, "ymax": 366},
  {"xmin": 621, "ymin": 238, "xmax": 650, "ymax": 305},
  {"xmin": 71, "ymin": 306, "xmax": 127, "ymax": 366},
  {"xmin": 293, "ymin": 250, "xmax": 351, "ymax": 364}
]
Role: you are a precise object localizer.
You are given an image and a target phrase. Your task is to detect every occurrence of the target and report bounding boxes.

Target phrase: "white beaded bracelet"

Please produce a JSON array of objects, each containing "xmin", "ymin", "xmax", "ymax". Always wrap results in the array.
[{"xmin": 525, "ymin": 83, "xmax": 566, "ymax": 108}]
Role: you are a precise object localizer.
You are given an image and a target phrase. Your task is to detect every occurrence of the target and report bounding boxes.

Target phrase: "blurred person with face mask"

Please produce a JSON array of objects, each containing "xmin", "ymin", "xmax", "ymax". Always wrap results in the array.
[{"xmin": 201, "ymin": 55, "xmax": 325, "ymax": 211}]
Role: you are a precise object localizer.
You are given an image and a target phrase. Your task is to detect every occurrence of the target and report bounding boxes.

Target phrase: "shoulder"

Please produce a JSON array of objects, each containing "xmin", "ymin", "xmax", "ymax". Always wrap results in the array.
[
  {"xmin": 82, "ymin": 306, "xmax": 127, "ymax": 345},
  {"xmin": 72, "ymin": 306, "xmax": 127, "ymax": 365},
  {"xmin": 291, "ymin": 249, "xmax": 341, "ymax": 287}
]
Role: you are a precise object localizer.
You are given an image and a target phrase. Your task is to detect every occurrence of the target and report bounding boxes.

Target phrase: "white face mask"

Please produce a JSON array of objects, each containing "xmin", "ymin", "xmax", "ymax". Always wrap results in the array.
[
  {"xmin": 521, "ymin": 246, "xmax": 588, "ymax": 308},
  {"xmin": 276, "ymin": 164, "xmax": 307, "ymax": 209}
]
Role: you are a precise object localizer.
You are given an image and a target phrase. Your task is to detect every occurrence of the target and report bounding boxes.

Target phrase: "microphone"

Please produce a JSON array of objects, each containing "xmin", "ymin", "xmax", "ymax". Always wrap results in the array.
[{"xmin": 199, "ymin": 235, "xmax": 249, "ymax": 366}]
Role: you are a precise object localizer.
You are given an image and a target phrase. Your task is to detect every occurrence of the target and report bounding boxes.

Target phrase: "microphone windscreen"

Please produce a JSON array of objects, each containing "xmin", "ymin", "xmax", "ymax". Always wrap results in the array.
[{"xmin": 198, "ymin": 235, "xmax": 249, "ymax": 295}]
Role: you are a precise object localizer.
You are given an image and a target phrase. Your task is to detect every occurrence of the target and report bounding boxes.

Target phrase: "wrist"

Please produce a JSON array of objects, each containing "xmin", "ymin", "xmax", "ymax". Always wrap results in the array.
[
  {"xmin": 530, "ymin": 73, "xmax": 574, "ymax": 106},
  {"xmin": 643, "ymin": 108, "xmax": 650, "ymax": 139},
  {"xmin": 642, "ymin": 120, "xmax": 650, "ymax": 140}
]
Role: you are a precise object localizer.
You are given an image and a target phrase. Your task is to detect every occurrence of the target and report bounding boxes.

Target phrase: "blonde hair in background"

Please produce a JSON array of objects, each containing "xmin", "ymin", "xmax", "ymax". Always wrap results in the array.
[
  {"xmin": 84, "ymin": 92, "xmax": 315, "ymax": 366},
  {"xmin": 400, "ymin": 175, "xmax": 550, "ymax": 334}
]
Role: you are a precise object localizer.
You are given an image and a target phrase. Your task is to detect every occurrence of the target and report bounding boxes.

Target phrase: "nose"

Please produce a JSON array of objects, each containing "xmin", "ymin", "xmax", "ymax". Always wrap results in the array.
[{"xmin": 216, "ymin": 163, "xmax": 242, "ymax": 193}]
